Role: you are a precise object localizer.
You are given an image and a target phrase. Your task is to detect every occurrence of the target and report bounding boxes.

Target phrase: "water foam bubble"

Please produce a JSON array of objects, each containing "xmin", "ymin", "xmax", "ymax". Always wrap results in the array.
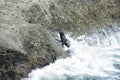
[{"xmin": 22, "ymin": 33, "xmax": 120, "ymax": 80}]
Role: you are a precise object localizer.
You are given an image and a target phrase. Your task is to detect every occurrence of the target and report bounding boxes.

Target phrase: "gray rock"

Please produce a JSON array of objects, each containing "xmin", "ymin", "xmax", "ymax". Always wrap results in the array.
[{"xmin": 0, "ymin": 0, "xmax": 119, "ymax": 80}]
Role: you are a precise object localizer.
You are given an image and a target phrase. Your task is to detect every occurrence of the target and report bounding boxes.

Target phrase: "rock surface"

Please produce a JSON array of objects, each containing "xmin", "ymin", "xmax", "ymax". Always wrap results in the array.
[
  {"xmin": 0, "ymin": 0, "xmax": 120, "ymax": 80},
  {"xmin": 22, "ymin": 0, "xmax": 120, "ymax": 34}
]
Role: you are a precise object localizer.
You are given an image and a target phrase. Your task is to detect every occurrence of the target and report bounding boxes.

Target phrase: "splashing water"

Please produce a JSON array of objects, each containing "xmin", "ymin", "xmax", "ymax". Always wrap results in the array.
[{"xmin": 22, "ymin": 25, "xmax": 120, "ymax": 80}]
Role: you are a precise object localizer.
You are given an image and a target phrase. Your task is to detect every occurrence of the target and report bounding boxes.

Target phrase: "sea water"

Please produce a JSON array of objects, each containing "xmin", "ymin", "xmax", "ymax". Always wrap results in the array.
[{"xmin": 22, "ymin": 24, "xmax": 120, "ymax": 80}]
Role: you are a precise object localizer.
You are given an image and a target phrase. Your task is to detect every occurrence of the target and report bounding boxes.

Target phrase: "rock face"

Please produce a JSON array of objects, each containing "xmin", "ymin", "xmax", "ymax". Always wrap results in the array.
[
  {"xmin": 0, "ymin": 47, "xmax": 28, "ymax": 80},
  {"xmin": 22, "ymin": 0, "xmax": 120, "ymax": 34},
  {"xmin": 0, "ymin": 0, "xmax": 120, "ymax": 80},
  {"xmin": 0, "ymin": 0, "xmax": 67, "ymax": 79}
]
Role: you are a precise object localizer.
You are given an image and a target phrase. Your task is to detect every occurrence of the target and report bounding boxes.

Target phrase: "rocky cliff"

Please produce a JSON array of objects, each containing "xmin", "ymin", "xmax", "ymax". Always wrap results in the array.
[
  {"xmin": 22, "ymin": 0, "xmax": 120, "ymax": 34},
  {"xmin": 0, "ymin": 0, "xmax": 120, "ymax": 80}
]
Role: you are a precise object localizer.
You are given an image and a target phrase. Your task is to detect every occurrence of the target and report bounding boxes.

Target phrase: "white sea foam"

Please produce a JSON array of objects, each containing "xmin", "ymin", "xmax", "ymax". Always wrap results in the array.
[{"xmin": 22, "ymin": 32, "xmax": 120, "ymax": 80}]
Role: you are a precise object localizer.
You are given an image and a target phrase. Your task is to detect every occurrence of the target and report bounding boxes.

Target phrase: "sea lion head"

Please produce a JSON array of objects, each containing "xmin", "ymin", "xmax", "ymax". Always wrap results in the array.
[{"xmin": 59, "ymin": 31, "xmax": 64, "ymax": 36}]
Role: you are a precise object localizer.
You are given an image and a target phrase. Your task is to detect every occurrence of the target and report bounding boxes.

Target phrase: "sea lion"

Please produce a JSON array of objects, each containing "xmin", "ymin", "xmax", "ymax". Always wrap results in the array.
[{"xmin": 59, "ymin": 32, "xmax": 70, "ymax": 47}]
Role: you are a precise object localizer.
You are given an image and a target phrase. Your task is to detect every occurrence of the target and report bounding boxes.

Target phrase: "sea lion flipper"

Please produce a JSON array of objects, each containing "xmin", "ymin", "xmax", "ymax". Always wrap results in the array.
[{"xmin": 55, "ymin": 38, "xmax": 61, "ymax": 42}]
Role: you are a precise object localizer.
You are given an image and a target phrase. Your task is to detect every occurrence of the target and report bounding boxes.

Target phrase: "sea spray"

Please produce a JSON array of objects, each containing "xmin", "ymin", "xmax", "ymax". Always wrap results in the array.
[{"xmin": 22, "ymin": 32, "xmax": 120, "ymax": 80}]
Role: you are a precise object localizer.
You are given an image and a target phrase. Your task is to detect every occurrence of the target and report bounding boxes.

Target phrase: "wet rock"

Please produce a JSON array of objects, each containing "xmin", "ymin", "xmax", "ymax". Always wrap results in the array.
[
  {"xmin": 0, "ymin": 47, "xmax": 28, "ymax": 80},
  {"xmin": 0, "ymin": 45, "xmax": 64, "ymax": 80}
]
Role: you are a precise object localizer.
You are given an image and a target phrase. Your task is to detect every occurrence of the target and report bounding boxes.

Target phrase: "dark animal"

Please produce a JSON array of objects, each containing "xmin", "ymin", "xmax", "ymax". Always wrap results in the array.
[{"xmin": 59, "ymin": 32, "xmax": 70, "ymax": 47}]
